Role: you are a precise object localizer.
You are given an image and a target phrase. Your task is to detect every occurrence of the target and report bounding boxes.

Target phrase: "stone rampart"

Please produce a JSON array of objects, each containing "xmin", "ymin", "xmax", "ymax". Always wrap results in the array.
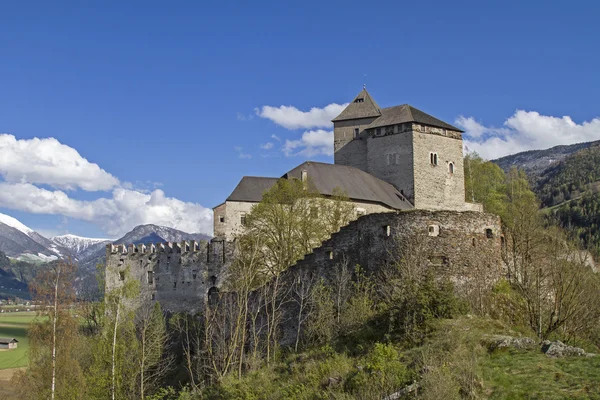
[{"xmin": 105, "ymin": 239, "xmax": 234, "ymax": 314}]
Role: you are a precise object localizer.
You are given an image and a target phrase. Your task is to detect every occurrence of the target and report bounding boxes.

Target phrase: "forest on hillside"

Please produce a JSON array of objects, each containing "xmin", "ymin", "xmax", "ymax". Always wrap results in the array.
[{"xmin": 525, "ymin": 144, "xmax": 600, "ymax": 258}]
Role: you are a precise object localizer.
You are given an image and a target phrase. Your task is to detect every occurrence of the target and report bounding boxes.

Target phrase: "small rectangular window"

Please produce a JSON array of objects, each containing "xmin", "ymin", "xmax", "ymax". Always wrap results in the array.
[
  {"xmin": 486, "ymin": 228, "xmax": 494, "ymax": 239},
  {"xmin": 147, "ymin": 271, "xmax": 154, "ymax": 285},
  {"xmin": 218, "ymin": 215, "xmax": 225, "ymax": 223},
  {"xmin": 240, "ymin": 214, "xmax": 247, "ymax": 226},
  {"xmin": 376, "ymin": 128, "xmax": 381, "ymax": 135},
  {"xmin": 354, "ymin": 128, "xmax": 359, "ymax": 137}
]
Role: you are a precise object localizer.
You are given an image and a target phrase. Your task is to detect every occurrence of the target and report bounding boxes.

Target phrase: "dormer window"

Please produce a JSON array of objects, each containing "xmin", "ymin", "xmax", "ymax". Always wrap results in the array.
[{"xmin": 354, "ymin": 98, "xmax": 364, "ymax": 103}]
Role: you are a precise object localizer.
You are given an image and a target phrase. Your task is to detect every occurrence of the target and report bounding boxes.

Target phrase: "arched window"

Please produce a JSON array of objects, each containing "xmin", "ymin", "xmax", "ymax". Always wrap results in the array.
[{"xmin": 448, "ymin": 162, "xmax": 454, "ymax": 174}]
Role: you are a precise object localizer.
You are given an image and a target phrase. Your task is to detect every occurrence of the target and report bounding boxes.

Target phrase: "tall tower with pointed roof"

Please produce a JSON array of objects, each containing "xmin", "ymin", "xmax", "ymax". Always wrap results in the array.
[{"xmin": 332, "ymin": 88, "xmax": 470, "ymax": 211}]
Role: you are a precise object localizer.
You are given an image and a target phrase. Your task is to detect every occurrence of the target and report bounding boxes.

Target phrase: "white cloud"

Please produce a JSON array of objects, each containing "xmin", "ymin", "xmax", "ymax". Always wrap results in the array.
[
  {"xmin": 260, "ymin": 142, "xmax": 274, "ymax": 150},
  {"xmin": 0, "ymin": 183, "xmax": 213, "ymax": 237},
  {"xmin": 234, "ymin": 146, "xmax": 252, "ymax": 159},
  {"xmin": 256, "ymin": 103, "xmax": 348, "ymax": 130},
  {"xmin": 283, "ymin": 129, "xmax": 333, "ymax": 157},
  {"xmin": 456, "ymin": 111, "xmax": 600, "ymax": 159},
  {"xmin": 0, "ymin": 134, "xmax": 119, "ymax": 191},
  {"xmin": 271, "ymin": 134, "xmax": 281, "ymax": 142}
]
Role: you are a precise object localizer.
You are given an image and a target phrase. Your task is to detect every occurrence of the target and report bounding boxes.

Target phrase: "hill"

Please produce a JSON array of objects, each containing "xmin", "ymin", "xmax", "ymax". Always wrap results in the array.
[{"xmin": 492, "ymin": 141, "xmax": 600, "ymax": 257}]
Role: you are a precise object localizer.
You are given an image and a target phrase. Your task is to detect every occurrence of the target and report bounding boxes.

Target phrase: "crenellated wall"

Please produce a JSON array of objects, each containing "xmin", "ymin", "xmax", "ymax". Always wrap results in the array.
[
  {"xmin": 105, "ymin": 238, "xmax": 234, "ymax": 314},
  {"xmin": 105, "ymin": 210, "xmax": 502, "ymax": 319}
]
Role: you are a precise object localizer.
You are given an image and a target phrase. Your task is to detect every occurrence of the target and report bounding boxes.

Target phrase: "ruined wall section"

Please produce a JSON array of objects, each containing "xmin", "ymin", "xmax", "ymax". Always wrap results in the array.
[
  {"xmin": 105, "ymin": 239, "xmax": 234, "ymax": 314},
  {"xmin": 284, "ymin": 210, "xmax": 503, "ymax": 292}
]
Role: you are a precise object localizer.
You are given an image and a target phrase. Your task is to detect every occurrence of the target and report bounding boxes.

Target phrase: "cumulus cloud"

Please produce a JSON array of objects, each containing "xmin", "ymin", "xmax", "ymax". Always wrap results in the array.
[
  {"xmin": 456, "ymin": 111, "xmax": 600, "ymax": 159},
  {"xmin": 0, "ymin": 134, "xmax": 119, "ymax": 191},
  {"xmin": 0, "ymin": 182, "xmax": 213, "ymax": 237},
  {"xmin": 283, "ymin": 130, "xmax": 333, "ymax": 157},
  {"xmin": 256, "ymin": 103, "xmax": 348, "ymax": 130},
  {"xmin": 260, "ymin": 142, "xmax": 274, "ymax": 150}
]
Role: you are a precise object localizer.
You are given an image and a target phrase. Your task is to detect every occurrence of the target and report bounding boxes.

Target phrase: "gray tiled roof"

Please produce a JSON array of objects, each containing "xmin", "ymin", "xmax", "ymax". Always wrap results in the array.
[
  {"xmin": 0, "ymin": 337, "xmax": 18, "ymax": 344},
  {"xmin": 365, "ymin": 104, "xmax": 462, "ymax": 131},
  {"xmin": 332, "ymin": 88, "xmax": 381, "ymax": 122},
  {"xmin": 284, "ymin": 162, "xmax": 412, "ymax": 210},
  {"xmin": 226, "ymin": 177, "xmax": 279, "ymax": 202}
]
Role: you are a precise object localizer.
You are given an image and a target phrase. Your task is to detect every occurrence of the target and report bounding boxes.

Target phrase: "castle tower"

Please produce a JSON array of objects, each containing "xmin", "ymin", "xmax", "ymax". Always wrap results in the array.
[
  {"xmin": 332, "ymin": 88, "xmax": 381, "ymax": 172},
  {"xmin": 332, "ymin": 89, "xmax": 468, "ymax": 211}
]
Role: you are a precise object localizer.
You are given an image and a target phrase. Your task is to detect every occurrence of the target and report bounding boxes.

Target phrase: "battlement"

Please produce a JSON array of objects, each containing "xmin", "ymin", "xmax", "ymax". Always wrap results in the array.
[
  {"xmin": 106, "ymin": 240, "xmax": 208, "ymax": 255},
  {"xmin": 105, "ymin": 238, "xmax": 234, "ymax": 314}
]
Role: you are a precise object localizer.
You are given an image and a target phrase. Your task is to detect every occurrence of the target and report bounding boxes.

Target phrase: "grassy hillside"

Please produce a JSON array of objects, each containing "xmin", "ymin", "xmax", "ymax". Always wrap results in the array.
[{"xmin": 205, "ymin": 317, "xmax": 600, "ymax": 400}]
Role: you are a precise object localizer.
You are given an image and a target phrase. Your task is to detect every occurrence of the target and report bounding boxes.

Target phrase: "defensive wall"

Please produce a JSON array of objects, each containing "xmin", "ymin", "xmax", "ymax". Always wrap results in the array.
[
  {"xmin": 105, "ymin": 238, "xmax": 234, "ymax": 314},
  {"xmin": 105, "ymin": 210, "xmax": 503, "ymax": 318}
]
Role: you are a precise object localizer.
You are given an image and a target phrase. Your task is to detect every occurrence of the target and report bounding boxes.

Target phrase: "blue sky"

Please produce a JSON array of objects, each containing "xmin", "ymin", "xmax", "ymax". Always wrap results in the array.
[{"xmin": 1, "ymin": 0, "xmax": 599, "ymax": 238}]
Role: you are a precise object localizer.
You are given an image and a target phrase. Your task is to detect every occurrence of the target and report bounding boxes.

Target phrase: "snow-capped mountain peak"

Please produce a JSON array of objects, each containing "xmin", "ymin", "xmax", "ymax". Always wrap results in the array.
[
  {"xmin": 0, "ymin": 212, "xmax": 34, "ymax": 235},
  {"xmin": 51, "ymin": 234, "xmax": 112, "ymax": 254}
]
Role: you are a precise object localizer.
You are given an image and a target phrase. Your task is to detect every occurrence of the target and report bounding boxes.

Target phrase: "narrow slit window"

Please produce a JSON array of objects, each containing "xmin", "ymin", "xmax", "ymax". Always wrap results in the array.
[
  {"xmin": 147, "ymin": 271, "xmax": 154, "ymax": 285},
  {"xmin": 448, "ymin": 162, "xmax": 454, "ymax": 174},
  {"xmin": 354, "ymin": 128, "xmax": 359, "ymax": 137}
]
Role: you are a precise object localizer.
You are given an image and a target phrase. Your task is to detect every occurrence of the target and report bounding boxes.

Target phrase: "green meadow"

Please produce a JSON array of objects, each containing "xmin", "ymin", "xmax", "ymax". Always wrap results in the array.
[{"xmin": 0, "ymin": 312, "xmax": 36, "ymax": 369}]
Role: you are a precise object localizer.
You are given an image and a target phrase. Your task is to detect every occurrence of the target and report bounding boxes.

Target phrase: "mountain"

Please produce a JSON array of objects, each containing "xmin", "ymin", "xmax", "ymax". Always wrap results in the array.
[
  {"xmin": 0, "ymin": 212, "xmax": 65, "ymax": 262},
  {"xmin": 78, "ymin": 224, "xmax": 212, "ymax": 270},
  {"xmin": 51, "ymin": 234, "xmax": 112, "ymax": 263},
  {"xmin": 0, "ymin": 212, "xmax": 212, "ymax": 271},
  {"xmin": 493, "ymin": 140, "xmax": 600, "ymax": 179},
  {"xmin": 492, "ymin": 141, "xmax": 600, "ymax": 258}
]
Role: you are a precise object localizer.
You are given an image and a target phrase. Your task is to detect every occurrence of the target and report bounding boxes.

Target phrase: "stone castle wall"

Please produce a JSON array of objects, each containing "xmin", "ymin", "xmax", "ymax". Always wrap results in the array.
[
  {"xmin": 333, "ymin": 117, "xmax": 377, "ymax": 171},
  {"xmin": 334, "ymin": 119, "xmax": 468, "ymax": 210},
  {"xmin": 283, "ymin": 210, "xmax": 502, "ymax": 283},
  {"xmin": 105, "ymin": 239, "xmax": 234, "ymax": 314},
  {"xmin": 366, "ymin": 130, "xmax": 415, "ymax": 201},
  {"xmin": 412, "ymin": 128, "xmax": 466, "ymax": 211},
  {"xmin": 106, "ymin": 210, "xmax": 502, "ymax": 317},
  {"xmin": 270, "ymin": 210, "xmax": 504, "ymax": 345}
]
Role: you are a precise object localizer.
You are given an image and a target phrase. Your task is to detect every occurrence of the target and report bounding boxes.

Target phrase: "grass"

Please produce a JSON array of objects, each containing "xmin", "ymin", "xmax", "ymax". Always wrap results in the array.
[
  {"xmin": 481, "ymin": 349, "xmax": 600, "ymax": 399},
  {"xmin": 0, "ymin": 312, "xmax": 36, "ymax": 369}
]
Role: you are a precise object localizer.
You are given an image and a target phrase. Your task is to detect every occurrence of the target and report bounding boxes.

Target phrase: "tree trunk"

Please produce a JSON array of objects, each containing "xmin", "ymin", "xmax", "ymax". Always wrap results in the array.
[
  {"xmin": 50, "ymin": 268, "xmax": 60, "ymax": 400},
  {"xmin": 112, "ymin": 301, "xmax": 121, "ymax": 400}
]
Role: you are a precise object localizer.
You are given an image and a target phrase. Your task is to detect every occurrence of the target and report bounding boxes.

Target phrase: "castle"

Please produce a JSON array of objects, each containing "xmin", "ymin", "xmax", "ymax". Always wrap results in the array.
[{"xmin": 105, "ymin": 89, "xmax": 501, "ymax": 313}]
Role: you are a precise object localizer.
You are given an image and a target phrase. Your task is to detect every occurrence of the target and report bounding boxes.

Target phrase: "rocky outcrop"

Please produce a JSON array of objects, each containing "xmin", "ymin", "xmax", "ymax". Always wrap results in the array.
[
  {"xmin": 485, "ymin": 335, "xmax": 537, "ymax": 351},
  {"xmin": 541, "ymin": 340, "xmax": 591, "ymax": 358}
]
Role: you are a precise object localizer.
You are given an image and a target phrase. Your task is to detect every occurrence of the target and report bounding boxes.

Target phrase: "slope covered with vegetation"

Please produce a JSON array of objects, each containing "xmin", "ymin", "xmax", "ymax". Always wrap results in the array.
[{"xmin": 5, "ymin": 169, "xmax": 600, "ymax": 399}]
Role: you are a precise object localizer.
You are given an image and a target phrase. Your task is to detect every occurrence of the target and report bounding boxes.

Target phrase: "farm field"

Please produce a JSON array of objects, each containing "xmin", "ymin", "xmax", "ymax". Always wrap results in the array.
[{"xmin": 0, "ymin": 311, "xmax": 35, "ymax": 370}]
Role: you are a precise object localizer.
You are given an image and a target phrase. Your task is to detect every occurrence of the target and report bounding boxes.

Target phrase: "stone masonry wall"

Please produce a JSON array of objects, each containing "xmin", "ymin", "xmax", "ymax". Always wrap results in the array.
[
  {"xmin": 105, "ymin": 239, "xmax": 234, "ymax": 314},
  {"xmin": 333, "ymin": 117, "xmax": 377, "ymax": 171},
  {"xmin": 276, "ymin": 210, "xmax": 504, "ymax": 345},
  {"xmin": 285, "ymin": 210, "xmax": 502, "ymax": 283},
  {"xmin": 366, "ymin": 131, "xmax": 415, "ymax": 202},
  {"xmin": 412, "ymin": 129, "xmax": 466, "ymax": 211}
]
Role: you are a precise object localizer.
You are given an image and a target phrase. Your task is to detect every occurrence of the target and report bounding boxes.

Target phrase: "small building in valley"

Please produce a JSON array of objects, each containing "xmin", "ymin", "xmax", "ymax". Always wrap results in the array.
[{"xmin": 0, "ymin": 337, "xmax": 18, "ymax": 350}]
